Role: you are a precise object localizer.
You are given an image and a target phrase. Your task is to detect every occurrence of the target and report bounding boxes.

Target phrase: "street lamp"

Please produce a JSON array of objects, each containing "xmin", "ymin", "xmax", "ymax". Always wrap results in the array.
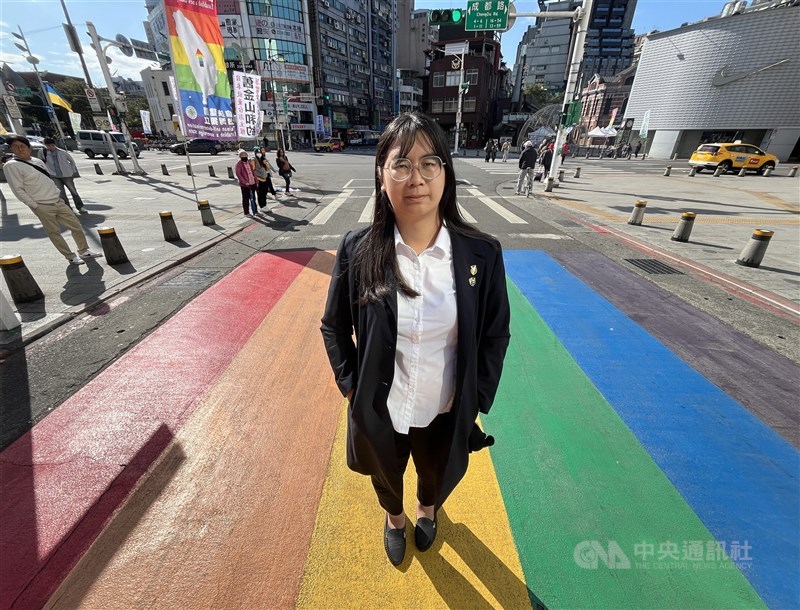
[{"xmin": 12, "ymin": 28, "xmax": 67, "ymax": 144}]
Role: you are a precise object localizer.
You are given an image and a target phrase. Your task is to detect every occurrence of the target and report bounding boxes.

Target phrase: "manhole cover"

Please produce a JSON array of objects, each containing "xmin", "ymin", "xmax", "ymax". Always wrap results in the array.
[
  {"xmin": 159, "ymin": 269, "xmax": 222, "ymax": 287},
  {"xmin": 625, "ymin": 259, "xmax": 684, "ymax": 275}
]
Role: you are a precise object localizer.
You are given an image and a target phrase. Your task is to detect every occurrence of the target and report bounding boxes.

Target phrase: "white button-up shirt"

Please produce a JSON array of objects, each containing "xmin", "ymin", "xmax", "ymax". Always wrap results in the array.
[{"xmin": 387, "ymin": 225, "xmax": 458, "ymax": 434}]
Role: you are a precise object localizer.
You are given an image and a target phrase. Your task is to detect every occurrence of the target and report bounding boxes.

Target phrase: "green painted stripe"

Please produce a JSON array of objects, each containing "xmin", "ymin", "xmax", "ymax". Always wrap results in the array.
[{"xmin": 484, "ymin": 282, "xmax": 765, "ymax": 609}]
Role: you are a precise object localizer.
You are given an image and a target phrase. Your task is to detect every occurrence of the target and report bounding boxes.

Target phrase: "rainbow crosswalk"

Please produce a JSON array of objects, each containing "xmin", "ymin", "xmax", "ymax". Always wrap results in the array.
[{"xmin": 1, "ymin": 249, "xmax": 796, "ymax": 609}]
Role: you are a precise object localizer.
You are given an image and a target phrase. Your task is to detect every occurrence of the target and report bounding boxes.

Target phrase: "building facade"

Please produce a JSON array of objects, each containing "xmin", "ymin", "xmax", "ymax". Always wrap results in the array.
[
  {"xmin": 624, "ymin": 3, "xmax": 800, "ymax": 161},
  {"xmin": 576, "ymin": 63, "xmax": 635, "ymax": 144},
  {"xmin": 518, "ymin": 0, "xmax": 581, "ymax": 92},
  {"xmin": 397, "ymin": 7, "xmax": 437, "ymax": 76},
  {"xmin": 580, "ymin": 0, "xmax": 637, "ymax": 89},
  {"xmin": 140, "ymin": 67, "xmax": 176, "ymax": 136}
]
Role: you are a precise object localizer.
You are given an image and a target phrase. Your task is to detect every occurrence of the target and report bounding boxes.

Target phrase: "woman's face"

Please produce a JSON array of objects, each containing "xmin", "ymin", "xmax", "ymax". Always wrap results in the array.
[{"xmin": 380, "ymin": 136, "xmax": 445, "ymax": 226}]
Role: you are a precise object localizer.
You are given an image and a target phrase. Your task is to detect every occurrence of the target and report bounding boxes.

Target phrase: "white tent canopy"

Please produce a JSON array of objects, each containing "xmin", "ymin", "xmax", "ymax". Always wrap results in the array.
[{"xmin": 588, "ymin": 126, "xmax": 617, "ymax": 138}]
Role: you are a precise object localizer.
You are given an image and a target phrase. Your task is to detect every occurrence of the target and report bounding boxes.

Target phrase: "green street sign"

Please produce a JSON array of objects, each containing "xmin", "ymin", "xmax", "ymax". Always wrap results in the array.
[
  {"xmin": 282, "ymin": 96, "xmax": 288, "ymax": 114},
  {"xmin": 466, "ymin": 0, "xmax": 509, "ymax": 31},
  {"xmin": 17, "ymin": 87, "xmax": 32, "ymax": 96}
]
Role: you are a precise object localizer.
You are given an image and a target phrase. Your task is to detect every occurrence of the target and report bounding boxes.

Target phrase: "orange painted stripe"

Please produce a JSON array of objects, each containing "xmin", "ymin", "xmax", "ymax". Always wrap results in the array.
[{"xmin": 45, "ymin": 251, "xmax": 341, "ymax": 609}]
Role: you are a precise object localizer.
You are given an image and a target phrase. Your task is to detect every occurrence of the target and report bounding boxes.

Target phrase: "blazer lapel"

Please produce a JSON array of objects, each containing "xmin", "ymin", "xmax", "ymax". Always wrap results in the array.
[{"xmin": 450, "ymin": 231, "xmax": 484, "ymax": 393}]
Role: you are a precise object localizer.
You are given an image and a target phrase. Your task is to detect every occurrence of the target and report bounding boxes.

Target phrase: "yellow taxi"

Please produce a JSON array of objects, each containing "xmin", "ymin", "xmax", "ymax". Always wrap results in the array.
[
  {"xmin": 689, "ymin": 142, "xmax": 778, "ymax": 174},
  {"xmin": 314, "ymin": 137, "xmax": 345, "ymax": 152}
]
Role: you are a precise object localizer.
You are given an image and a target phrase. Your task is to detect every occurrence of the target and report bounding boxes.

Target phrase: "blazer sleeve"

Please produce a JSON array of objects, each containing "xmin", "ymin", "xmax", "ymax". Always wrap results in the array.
[
  {"xmin": 320, "ymin": 231, "xmax": 358, "ymax": 397},
  {"xmin": 476, "ymin": 244, "xmax": 511, "ymax": 414}
]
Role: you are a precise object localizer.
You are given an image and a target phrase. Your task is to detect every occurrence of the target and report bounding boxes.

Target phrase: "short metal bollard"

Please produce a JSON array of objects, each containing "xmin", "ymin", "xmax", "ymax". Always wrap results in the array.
[
  {"xmin": 186, "ymin": 164, "xmax": 192, "ymax": 176},
  {"xmin": 671, "ymin": 212, "xmax": 697, "ymax": 242},
  {"xmin": 574, "ymin": 166, "xmax": 581, "ymax": 178},
  {"xmin": 627, "ymin": 199, "xmax": 647, "ymax": 226},
  {"xmin": 208, "ymin": 165, "xmax": 216, "ymax": 177},
  {"xmin": 161, "ymin": 164, "xmax": 169, "ymax": 176},
  {"xmin": 197, "ymin": 200, "xmax": 216, "ymax": 226},
  {"xmin": 689, "ymin": 167, "xmax": 697, "ymax": 177},
  {"xmin": 789, "ymin": 166, "xmax": 798, "ymax": 178},
  {"xmin": 227, "ymin": 166, "xmax": 235, "ymax": 179},
  {"xmin": 763, "ymin": 167, "xmax": 773, "ymax": 177},
  {"xmin": 94, "ymin": 163, "xmax": 103, "ymax": 175},
  {"xmin": 736, "ymin": 229, "xmax": 774, "ymax": 268},
  {"xmin": 664, "ymin": 166, "xmax": 672, "ymax": 176},
  {"xmin": 544, "ymin": 176, "xmax": 555, "ymax": 192},
  {"xmin": 98, "ymin": 227, "xmax": 129, "ymax": 265},
  {"xmin": 0, "ymin": 254, "xmax": 44, "ymax": 304},
  {"xmin": 738, "ymin": 167, "xmax": 747, "ymax": 177},
  {"xmin": 558, "ymin": 169, "xmax": 565, "ymax": 182},
  {"xmin": 0, "ymin": 290, "xmax": 20, "ymax": 330},
  {"xmin": 159, "ymin": 211, "xmax": 181, "ymax": 242},
  {"xmin": 713, "ymin": 166, "xmax": 724, "ymax": 177}
]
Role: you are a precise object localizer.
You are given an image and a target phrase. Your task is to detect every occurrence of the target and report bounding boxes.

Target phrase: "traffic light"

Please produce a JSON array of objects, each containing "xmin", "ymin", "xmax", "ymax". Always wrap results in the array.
[
  {"xmin": 324, "ymin": 93, "xmax": 330, "ymax": 101},
  {"xmin": 428, "ymin": 9, "xmax": 464, "ymax": 25}
]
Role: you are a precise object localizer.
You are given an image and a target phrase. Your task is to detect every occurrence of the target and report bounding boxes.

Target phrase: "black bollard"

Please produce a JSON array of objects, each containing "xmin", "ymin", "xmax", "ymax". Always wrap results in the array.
[
  {"xmin": 0, "ymin": 254, "xmax": 44, "ymax": 304},
  {"xmin": 161, "ymin": 164, "xmax": 169, "ymax": 176},
  {"xmin": 574, "ymin": 166, "xmax": 581, "ymax": 178},
  {"xmin": 186, "ymin": 164, "xmax": 193, "ymax": 176},
  {"xmin": 671, "ymin": 212, "xmax": 697, "ymax": 242},
  {"xmin": 159, "ymin": 211, "xmax": 181, "ymax": 242},
  {"xmin": 197, "ymin": 200, "xmax": 216, "ymax": 226},
  {"xmin": 227, "ymin": 166, "xmax": 234, "ymax": 179},
  {"xmin": 94, "ymin": 163, "xmax": 103, "ymax": 175},
  {"xmin": 98, "ymin": 227, "xmax": 129, "ymax": 265},
  {"xmin": 208, "ymin": 165, "xmax": 216, "ymax": 177}
]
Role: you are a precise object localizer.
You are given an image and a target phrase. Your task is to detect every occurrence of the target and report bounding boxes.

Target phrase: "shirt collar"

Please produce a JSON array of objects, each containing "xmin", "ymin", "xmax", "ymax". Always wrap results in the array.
[{"xmin": 394, "ymin": 224, "xmax": 451, "ymax": 260}]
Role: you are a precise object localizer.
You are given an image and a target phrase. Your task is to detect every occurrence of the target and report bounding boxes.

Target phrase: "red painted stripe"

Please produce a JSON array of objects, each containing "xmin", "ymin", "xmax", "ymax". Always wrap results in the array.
[{"xmin": 0, "ymin": 251, "xmax": 314, "ymax": 610}]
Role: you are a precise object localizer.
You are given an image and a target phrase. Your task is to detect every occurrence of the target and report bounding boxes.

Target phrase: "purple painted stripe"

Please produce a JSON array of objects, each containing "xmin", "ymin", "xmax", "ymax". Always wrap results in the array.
[{"xmin": 551, "ymin": 251, "xmax": 799, "ymax": 448}]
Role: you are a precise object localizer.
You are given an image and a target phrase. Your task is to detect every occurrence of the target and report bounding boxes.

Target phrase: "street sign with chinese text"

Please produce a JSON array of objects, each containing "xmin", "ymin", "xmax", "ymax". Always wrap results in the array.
[
  {"xmin": 2, "ymin": 95, "xmax": 22, "ymax": 119},
  {"xmin": 466, "ymin": 0, "xmax": 509, "ymax": 31},
  {"xmin": 639, "ymin": 110, "xmax": 650, "ymax": 138}
]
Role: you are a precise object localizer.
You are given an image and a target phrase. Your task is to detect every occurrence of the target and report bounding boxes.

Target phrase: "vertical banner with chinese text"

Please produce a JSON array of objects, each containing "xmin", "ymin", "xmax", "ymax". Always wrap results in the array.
[
  {"xmin": 232, "ymin": 71, "xmax": 262, "ymax": 140},
  {"xmin": 164, "ymin": 0, "xmax": 236, "ymax": 139},
  {"xmin": 141, "ymin": 110, "xmax": 152, "ymax": 135}
]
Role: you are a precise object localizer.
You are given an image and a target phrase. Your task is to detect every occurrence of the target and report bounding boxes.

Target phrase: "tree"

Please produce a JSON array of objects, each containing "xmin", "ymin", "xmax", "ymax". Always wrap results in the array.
[
  {"xmin": 120, "ymin": 97, "xmax": 151, "ymax": 131},
  {"xmin": 523, "ymin": 83, "xmax": 564, "ymax": 107}
]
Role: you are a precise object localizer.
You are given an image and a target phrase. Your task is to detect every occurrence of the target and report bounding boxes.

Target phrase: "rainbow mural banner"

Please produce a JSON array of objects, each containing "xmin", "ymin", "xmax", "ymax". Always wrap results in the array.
[{"xmin": 164, "ymin": 0, "xmax": 236, "ymax": 140}]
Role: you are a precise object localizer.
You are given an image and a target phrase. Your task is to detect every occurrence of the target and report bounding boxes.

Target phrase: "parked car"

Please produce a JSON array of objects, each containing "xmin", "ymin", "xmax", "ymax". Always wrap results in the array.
[
  {"xmin": 169, "ymin": 138, "xmax": 223, "ymax": 155},
  {"xmin": 75, "ymin": 130, "xmax": 140, "ymax": 158},
  {"xmin": 314, "ymin": 137, "xmax": 345, "ymax": 152},
  {"xmin": 688, "ymin": 142, "xmax": 778, "ymax": 174},
  {"xmin": 0, "ymin": 134, "xmax": 46, "ymax": 156}
]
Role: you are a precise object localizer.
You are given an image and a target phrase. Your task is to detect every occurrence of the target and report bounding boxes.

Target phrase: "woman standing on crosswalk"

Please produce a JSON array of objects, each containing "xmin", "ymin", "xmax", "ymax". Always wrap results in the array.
[{"xmin": 321, "ymin": 111, "xmax": 511, "ymax": 567}]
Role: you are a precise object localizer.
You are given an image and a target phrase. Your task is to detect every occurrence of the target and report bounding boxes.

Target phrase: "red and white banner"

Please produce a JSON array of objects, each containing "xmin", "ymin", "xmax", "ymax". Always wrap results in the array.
[{"xmin": 232, "ymin": 71, "xmax": 262, "ymax": 139}]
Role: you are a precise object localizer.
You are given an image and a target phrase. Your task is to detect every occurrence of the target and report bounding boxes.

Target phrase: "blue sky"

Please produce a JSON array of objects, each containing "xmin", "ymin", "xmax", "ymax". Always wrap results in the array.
[{"xmin": 0, "ymin": 0, "xmax": 726, "ymax": 84}]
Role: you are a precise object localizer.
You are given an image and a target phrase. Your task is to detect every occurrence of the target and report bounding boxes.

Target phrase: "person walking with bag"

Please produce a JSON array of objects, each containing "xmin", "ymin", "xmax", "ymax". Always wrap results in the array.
[
  {"xmin": 235, "ymin": 149, "xmax": 258, "ymax": 217},
  {"xmin": 3, "ymin": 135, "xmax": 101, "ymax": 265},
  {"xmin": 515, "ymin": 140, "xmax": 538, "ymax": 194},
  {"xmin": 259, "ymin": 147, "xmax": 279, "ymax": 200},
  {"xmin": 276, "ymin": 149, "xmax": 296, "ymax": 195},
  {"xmin": 39, "ymin": 137, "xmax": 87, "ymax": 214},
  {"xmin": 251, "ymin": 147, "xmax": 277, "ymax": 210},
  {"xmin": 321, "ymin": 111, "xmax": 511, "ymax": 567}
]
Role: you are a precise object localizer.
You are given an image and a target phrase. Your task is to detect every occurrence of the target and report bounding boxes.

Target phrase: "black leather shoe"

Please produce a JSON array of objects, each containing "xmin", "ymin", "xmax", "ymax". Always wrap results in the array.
[
  {"xmin": 384, "ymin": 516, "xmax": 406, "ymax": 566},
  {"xmin": 415, "ymin": 516, "xmax": 437, "ymax": 552}
]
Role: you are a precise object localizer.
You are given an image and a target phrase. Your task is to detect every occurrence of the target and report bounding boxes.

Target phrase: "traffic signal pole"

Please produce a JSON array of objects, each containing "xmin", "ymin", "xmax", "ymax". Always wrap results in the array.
[{"xmin": 453, "ymin": 44, "xmax": 466, "ymax": 156}]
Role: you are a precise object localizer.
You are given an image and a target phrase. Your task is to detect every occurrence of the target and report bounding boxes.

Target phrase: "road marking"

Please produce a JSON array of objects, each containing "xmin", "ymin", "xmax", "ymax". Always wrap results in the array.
[
  {"xmin": 358, "ymin": 190, "xmax": 376, "ymax": 223},
  {"xmin": 457, "ymin": 202, "xmax": 477, "ymax": 223},
  {"xmin": 311, "ymin": 189, "xmax": 354, "ymax": 225},
  {"xmin": 466, "ymin": 188, "xmax": 526, "ymax": 224},
  {"xmin": 508, "ymin": 233, "xmax": 572, "ymax": 240},
  {"xmin": 342, "ymin": 179, "xmax": 353, "ymax": 188}
]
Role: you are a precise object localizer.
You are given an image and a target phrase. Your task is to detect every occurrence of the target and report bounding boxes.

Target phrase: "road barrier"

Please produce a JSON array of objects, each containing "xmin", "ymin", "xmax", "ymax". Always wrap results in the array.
[
  {"xmin": 98, "ymin": 227, "xmax": 129, "ymax": 265},
  {"xmin": 738, "ymin": 167, "xmax": 747, "ymax": 177},
  {"xmin": 94, "ymin": 163, "xmax": 103, "ymax": 175},
  {"xmin": 627, "ymin": 199, "xmax": 647, "ymax": 226},
  {"xmin": 0, "ymin": 254, "xmax": 43, "ymax": 304},
  {"xmin": 664, "ymin": 166, "xmax": 672, "ymax": 176},
  {"xmin": 736, "ymin": 229, "xmax": 774, "ymax": 268},
  {"xmin": 574, "ymin": 166, "xmax": 581, "ymax": 178},
  {"xmin": 671, "ymin": 212, "xmax": 697, "ymax": 243},
  {"xmin": 689, "ymin": 167, "xmax": 697, "ymax": 177},
  {"xmin": 198, "ymin": 200, "xmax": 215, "ymax": 226},
  {"xmin": 227, "ymin": 166, "xmax": 235, "ymax": 179},
  {"xmin": 159, "ymin": 211, "xmax": 181, "ymax": 242},
  {"xmin": 208, "ymin": 165, "xmax": 216, "ymax": 177},
  {"xmin": 161, "ymin": 164, "xmax": 169, "ymax": 176}
]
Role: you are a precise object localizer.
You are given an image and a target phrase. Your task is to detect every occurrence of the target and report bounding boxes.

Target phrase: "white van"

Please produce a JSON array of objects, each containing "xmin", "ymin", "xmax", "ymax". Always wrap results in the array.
[{"xmin": 75, "ymin": 130, "xmax": 140, "ymax": 159}]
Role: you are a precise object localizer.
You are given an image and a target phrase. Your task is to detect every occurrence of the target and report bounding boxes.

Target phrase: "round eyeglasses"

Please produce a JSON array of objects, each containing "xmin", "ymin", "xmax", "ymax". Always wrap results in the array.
[{"xmin": 383, "ymin": 155, "xmax": 445, "ymax": 181}]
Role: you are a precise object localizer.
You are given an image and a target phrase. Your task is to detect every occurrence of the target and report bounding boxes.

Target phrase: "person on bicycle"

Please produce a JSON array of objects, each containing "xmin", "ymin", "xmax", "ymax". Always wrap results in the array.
[{"xmin": 515, "ymin": 141, "xmax": 538, "ymax": 195}]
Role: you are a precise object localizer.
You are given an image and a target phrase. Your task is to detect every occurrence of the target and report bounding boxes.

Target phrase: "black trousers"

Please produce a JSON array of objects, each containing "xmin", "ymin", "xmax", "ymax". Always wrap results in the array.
[{"xmin": 371, "ymin": 411, "xmax": 452, "ymax": 516}]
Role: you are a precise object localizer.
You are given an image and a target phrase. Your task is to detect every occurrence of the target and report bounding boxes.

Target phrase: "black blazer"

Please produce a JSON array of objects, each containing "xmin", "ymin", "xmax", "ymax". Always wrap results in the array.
[{"xmin": 320, "ymin": 227, "xmax": 511, "ymax": 508}]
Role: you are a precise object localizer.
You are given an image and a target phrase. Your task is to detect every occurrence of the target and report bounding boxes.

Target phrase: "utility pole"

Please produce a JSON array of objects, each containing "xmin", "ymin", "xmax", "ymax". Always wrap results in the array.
[
  {"xmin": 85, "ymin": 21, "xmax": 147, "ymax": 175},
  {"xmin": 453, "ymin": 42, "xmax": 467, "ymax": 156},
  {"xmin": 60, "ymin": 0, "xmax": 94, "ymax": 88}
]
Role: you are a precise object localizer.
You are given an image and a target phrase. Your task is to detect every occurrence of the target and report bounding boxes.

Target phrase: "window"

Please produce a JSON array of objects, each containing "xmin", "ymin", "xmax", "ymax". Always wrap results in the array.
[
  {"xmin": 465, "ymin": 68, "xmax": 478, "ymax": 84},
  {"xmin": 161, "ymin": 81, "xmax": 170, "ymax": 96},
  {"xmin": 433, "ymin": 72, "xmax": 445, "ymax": 87},
  {"xmin": 550, "ymin": 46, "xmax": 560, "ymax": 53},
  {"xmin": 431, "ymin": 98, "xmax": 443, "ymax": 113},
  {"xmin": 463, "ymin": 97, "xmax": 476, "ymax": 112},
  {"xmin": 444, "ymin": 97, "xmax": 457, "ymax": 112},
  {"xmin": 446, "ymin": 71, "xmax": 460, "ymax": 86},
  {"xmin": 167, "ymin": 103, "xmax": 174, "ymax": 116}
]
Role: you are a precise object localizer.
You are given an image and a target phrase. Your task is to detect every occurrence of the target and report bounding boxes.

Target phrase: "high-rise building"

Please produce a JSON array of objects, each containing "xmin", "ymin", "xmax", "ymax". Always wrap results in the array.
[
  {"xmin": 518, "ymin": 0, "xmax": 582, "ymax": 92},
  {"xmin": 397, "ymin": 7, "xmax": 437, "ymax": 76},
  {"xmin": 581, "ymin": 0, "xmax": 637, "ymax": 87}
]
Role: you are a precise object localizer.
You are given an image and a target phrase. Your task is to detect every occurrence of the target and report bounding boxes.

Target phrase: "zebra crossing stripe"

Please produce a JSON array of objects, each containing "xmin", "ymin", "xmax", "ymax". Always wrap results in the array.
[
  {"xmin": 358, "ymin": 190, "xmax": 376, "ymax": 223},
  {"xmin": 466, "ymin": 188, "xmax": 526, "ymax": 224},
  {"xmin": 311, "ymin": 189, "xmax": 354, "ymax": 225},
  {"xmin": 457, "ymin": 202, "xmax": 477, "ymax": 223}
]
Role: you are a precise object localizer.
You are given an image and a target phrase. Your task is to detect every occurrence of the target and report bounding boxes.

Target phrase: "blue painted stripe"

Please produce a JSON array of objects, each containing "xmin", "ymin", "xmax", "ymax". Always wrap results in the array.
[{"xmin": 505, "ymin": 250, "xmax": 799, "ymax": 610}]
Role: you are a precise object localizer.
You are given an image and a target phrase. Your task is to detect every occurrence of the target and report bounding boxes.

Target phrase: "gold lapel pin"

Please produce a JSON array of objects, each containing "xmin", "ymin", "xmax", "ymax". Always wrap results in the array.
[
  {"xmin": 469, "ymin": 277, "xmax": 476, "ymax": 286},
  {"xmin": 470, "ymin": 264, "xmax": 477, "ymax": 276}
]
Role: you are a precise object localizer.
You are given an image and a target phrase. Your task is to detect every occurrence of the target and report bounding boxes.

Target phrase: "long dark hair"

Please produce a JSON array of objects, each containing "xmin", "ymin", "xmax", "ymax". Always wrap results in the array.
[{"xmin": 354, "ymin": 111, "xmax": 489, "ymax": 304}]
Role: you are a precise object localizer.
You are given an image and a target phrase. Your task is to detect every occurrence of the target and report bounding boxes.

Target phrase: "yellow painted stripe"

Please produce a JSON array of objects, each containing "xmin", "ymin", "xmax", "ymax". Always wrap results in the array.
[{"xmin": 297, "ymin": 406, "xmax": 532, "ymax": 610}]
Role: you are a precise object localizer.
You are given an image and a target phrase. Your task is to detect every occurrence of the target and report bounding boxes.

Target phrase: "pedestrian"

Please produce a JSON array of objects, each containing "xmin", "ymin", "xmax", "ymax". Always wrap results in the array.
[
  {"xmin": 39, "ymin": 137, "xmax": 87, "ymax": 214},
  {"xmin": 541, "ymin": 144, "xmax": 554, "ymax": 176},
  {"xmin": 235, "ymin": 149, "xmax": 258, "ymax": 217},
  {"xmin": 634, "ymin": 141, "xmax": 641, "ymax": 158},
  {"xmin": 320, "ymin": 111, "xmax": 511, "ymax": 567},
  {"xmin": 251, "ymin": 147, "xmax": 278, "ymax": 209},
  {"xmin": 501, "ymin": 140, "xmax": 510, "ymax": 162},
  {"xmin": 490, "ymin": 139, "xmax": 498, "ymax": 162},
  {"xmin": 483, "ymin": 139, "xmax": 492, "ymax": 163},
  {"xmin": 560, "ymin": 142, "xmax": 569, "ymax": 164},
  {"xmin": 275, "ymin": 149, "xmax": 296, "ymax": 195},
  {"xmin": 515, "ymin": 140, "xmax": 538, "ymax": 194},
  {"xmin": 2, "ymin": 135, "xmax": 101, "ymax": 265}
]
